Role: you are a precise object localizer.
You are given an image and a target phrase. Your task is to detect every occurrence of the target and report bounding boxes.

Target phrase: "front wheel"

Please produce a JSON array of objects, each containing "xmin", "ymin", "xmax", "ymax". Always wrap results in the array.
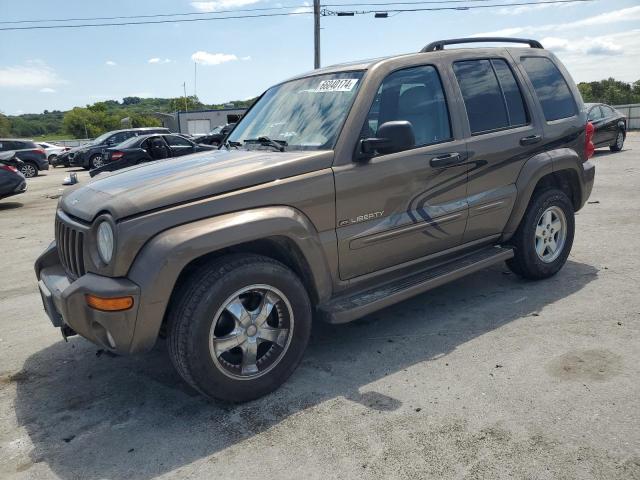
[
  {"xmin": 90, "ymin": 154, "xmax": 104, "ymax": 169},
  {"xmin": 507, "ymin": 188, "xmax": 575, "ymax": 279},
  {"xmin": 167, "ymin": 254, "xmax": 312, "ymax": 402},
  {"xmin": 610, "ymin": 130, "xmax": 625, "ymax": 152}
]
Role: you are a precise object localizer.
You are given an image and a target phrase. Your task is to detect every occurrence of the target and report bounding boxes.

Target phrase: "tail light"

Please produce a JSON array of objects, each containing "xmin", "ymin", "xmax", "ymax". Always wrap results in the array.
[
  {"xmin": 585, "ymin": 122, "xmax": 595, "ymax": 160},
  {"xmin": 110, "ymin": 151, "xmax": 124, "ymax": 161},
  {"xmin": 35, "ymin": 148, "xmax": 46, "ymax": 155},
  {"xmin": 0, "ymin": 164, "xmax": 18, "ymax": 173}
]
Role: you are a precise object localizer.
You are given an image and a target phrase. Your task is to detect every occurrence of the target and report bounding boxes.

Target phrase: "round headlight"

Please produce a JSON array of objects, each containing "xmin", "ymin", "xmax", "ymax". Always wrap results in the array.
[{"xmin": 96, "ymin": 221, "xmax": 114, "ymax": 264}]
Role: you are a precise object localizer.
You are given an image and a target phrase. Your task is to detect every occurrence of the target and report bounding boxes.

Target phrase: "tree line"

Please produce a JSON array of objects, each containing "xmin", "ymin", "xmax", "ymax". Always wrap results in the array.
[
  {"xmin": 1, "ymin": 78, "xmax": 639, "ymax": 139},
  {"xmin": 0, "ymin": 95, "xmax": 255, "ymax": 139}
]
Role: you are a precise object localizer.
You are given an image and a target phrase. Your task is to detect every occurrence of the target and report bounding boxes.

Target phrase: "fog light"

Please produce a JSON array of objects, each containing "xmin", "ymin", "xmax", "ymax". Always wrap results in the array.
[{"xmin": 85, "ymin": 294, "xmax": 134, "ymax": 312}]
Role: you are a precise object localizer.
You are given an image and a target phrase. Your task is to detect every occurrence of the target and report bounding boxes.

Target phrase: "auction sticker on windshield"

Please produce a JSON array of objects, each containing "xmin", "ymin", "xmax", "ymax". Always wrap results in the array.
[{"xmin": 315, "ymin": 79, "xmax": 359, "ymax": 92}]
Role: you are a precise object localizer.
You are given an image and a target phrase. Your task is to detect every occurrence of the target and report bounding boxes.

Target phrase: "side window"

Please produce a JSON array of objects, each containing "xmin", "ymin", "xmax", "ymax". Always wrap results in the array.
[
  {"xmin": 454, "ymin": 60, "xmax": 508, "ymax": 133},
  {"xmin": 165, "ymin": 135, "xmax": 193, "ymax": 147},
  {"xmin": 363, "ymin": 65, "xmax": 451, "ymax": 148},
  {"xmin": 601, "ymin": 105, "xmax": 614, "ymax": 117},
  {"xmin": 453, "ymin": 59, "xmax": 528, "ymax": 134},
  {"xmin": 521, "ymin": 57, "xmax": 577, "ymax": 122},
  {"xmin": 492, "ymin": 59, "xmax": 528, "ymax": 127},
  {"xmin": 588, "ymin": 106, "xmax": 603, "ymax": 121}
]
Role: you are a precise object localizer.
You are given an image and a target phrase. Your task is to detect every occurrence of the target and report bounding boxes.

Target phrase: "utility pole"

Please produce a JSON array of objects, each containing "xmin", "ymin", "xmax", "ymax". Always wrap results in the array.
[
  {"xmin": 182, "ymin": 82, "xmax": 188, "ymax": 112},
  {"xmin": 313, "ymin": 0, "xmax": 321, "ymax": 69}
]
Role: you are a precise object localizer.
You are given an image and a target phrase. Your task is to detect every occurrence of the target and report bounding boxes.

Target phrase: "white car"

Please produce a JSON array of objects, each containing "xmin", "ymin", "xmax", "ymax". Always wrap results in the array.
[{"xmin": 38, "ymin": 142, "xmax": 70, "ymax": 165}]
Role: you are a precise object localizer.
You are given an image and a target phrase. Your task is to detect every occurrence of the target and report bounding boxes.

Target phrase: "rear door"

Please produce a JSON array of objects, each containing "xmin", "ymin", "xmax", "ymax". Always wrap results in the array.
[
  {"xmin": 333, "ymin": 63, "xmax": 469, "ymax": 280},
  {"xmin": 452, "ymin": 55, "xmax": 542, "ymax": 243},
  {"xmin": 164, "ymin": 135, "xmax": 196, "ymax": 156},
  {"xmin": 599, "ymin": 105, "xmax": 619, "ymax": 144},
  {"xmin": 587, "ymin": 106, "xmax": 608, "ymax": 145}
]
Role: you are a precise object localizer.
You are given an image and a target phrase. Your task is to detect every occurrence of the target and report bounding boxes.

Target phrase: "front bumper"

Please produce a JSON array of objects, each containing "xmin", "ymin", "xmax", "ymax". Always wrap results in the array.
[{"xmin": 35, "ymin": 242, "xmax": 141, "ymax": 354}]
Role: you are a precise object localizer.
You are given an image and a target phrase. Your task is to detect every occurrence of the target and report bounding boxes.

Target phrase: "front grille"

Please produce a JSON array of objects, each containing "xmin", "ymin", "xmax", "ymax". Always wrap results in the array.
[{"xmin": 55, "ymin": 215, "xmax": 86, "ymax": 278}]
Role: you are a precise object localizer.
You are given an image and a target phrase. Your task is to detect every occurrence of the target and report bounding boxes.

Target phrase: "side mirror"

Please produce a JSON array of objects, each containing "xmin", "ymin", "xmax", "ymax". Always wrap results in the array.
[{"xmin": 358, "ymin": 121, "xmax": 415, "ymax": 160}]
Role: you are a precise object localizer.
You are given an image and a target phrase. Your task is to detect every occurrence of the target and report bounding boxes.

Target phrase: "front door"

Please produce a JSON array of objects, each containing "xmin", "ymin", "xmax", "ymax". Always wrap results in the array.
[{"xmin": 333, "ymin": 64, "xmax": 468, "ymax": 280}]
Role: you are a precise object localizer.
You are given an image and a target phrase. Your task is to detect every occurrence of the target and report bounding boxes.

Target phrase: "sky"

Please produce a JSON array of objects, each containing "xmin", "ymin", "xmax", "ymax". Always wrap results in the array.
[{"xmin": 0, "ymin": 0, "xmax": 639, "ymax": 115}]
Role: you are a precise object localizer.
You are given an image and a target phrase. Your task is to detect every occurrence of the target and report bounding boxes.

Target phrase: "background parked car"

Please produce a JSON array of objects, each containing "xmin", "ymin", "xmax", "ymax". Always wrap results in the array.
[
  {"xmin": 69, "ymin": 127, "xmax": 170, "ymax": 169},
  {"xmin": 193, "ymin": 123, "xmax": 236, "ymax": 146},
  {"xmin": 38, "ymin": 142, "xmax": 71, "ymax": 165},
  {"xmin": 0, "ymin": 139, "xmax": 49, "ymax": 178},
  {"xmin": 89, "ymin": 133, "xmax": 216, "ymax": 177},
  {"xmin": 586, "ymin": 103, "xmax": 627, "ymax": 152},
  {"xmin": 0, "ymin": 151, "xmax": 27, "ymax": 200}
]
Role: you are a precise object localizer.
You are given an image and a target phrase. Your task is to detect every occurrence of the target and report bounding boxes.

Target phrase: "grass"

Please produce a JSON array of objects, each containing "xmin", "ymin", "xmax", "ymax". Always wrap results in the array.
[{"xmin": 31, "ymin": 133, "xmax": 78, "ymax": 142}]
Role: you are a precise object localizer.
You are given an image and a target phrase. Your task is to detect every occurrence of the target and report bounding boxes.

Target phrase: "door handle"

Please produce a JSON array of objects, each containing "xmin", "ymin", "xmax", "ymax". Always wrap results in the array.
[
  {"xmin": 430, "ymin": 152, "xmax": 462, "ymax": 168},
  {"xmin": 520, "ymin": 135, "xmax": 542, "ymax": 146}
]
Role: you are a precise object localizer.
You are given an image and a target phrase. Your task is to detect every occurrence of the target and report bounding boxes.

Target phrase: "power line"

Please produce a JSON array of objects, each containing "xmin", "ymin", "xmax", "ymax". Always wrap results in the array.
[
  {"xmin": 0, "ymin": 5, "xmax": 314, "ymax": 25},
  {"xmin": 0, "ymin": 0, "xmax": 596, "ymax": 31},
  {"xmin": 0, "ymin": 0, "xmax": 532, "ymax": 25},
  {"xmin": 323, "ymin": 0, "xmax": 594, "ymax": 14}
]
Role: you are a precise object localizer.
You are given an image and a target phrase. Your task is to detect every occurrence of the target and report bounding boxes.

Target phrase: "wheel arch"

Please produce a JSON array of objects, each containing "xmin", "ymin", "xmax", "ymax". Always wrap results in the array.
[
  {"xmin": 502, "ymin": 148, "xmax": 588, "ymax": 241},
  {"xmin": 126, "ymin": 206, "xmax": 334, "ymax": 353}
]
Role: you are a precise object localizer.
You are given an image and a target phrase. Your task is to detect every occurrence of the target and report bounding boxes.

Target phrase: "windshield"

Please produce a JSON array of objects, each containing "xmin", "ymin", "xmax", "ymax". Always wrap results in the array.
[
  {"xmin": 228, "ymin": 71, "xmax": 364, "ymax": 151},
  {"xmin": 92, "ymin": 132, "xmax": 113, "ymax": 145},
  {"xmin": 117, "ymin": 135, "xmax": 142, "ymax": 149},
  {"xmin": 209, "ymin": 126, "xmax": 222, "ymax": 135}
]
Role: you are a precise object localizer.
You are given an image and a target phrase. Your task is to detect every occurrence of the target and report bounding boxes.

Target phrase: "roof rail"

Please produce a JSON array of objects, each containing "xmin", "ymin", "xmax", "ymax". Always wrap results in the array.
[{"xmin": 420, "ymin": 37, "xmax": 544, "ymax": 52}]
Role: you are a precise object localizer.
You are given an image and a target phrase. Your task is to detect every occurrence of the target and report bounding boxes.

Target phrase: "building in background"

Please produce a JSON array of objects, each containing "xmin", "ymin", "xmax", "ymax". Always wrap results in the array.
[{"xmin": 155, "ymin": 108, "xmax": 247, "ymax": 134}]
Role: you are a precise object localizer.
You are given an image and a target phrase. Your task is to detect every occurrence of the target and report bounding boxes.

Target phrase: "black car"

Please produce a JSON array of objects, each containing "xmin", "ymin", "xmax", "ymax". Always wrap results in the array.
[
  {"xmin": 0, "ymin": 138, "xmax": 49, "ymax": 178},
  {"xmin": 69, "ymin": 127, "xmax": 170, "ymax": 170},
  {"xmin": 89, "ymin": 133, "xmax": 216, "ymax": 177},
  {"xmin": 586, "ymin": 103, "xmax": 627, "ymax": 152},
  {"xmin": 193, "ymin": 123, "xmax": 236, "ymax": 146},
  {"xmin": 0, "ymin": 151, "xmax": 27, "ymax": 200}
]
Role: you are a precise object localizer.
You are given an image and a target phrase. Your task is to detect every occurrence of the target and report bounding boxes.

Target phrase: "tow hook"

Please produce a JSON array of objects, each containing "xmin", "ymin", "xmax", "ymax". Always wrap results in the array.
[{"xmin": 60, "ymin": 324, "xmax": 77, "ymax": 341}]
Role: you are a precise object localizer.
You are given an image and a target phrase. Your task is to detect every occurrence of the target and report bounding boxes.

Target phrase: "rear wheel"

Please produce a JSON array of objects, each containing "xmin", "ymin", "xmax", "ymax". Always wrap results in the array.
[
  {"xmin": 167, "ymin": 254, "xmax": 312, "ymax": 402},
  {"xmin": 610, "ymin": 130, "xmax": 624, "ymax": 152},
  {"xmin": 507, "ymin": 188, "xmax": 574, "ymax": 279},
  {"xmin": 20, "ymin": 162, "xmax": 38, "ymax": 178}
]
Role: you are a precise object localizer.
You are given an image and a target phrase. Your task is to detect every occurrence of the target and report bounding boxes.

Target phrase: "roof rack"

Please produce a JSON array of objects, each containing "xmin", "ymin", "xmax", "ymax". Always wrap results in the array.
[{"xmin": 420, "ymin": 37, "xmax": 544, "ymax": 52}]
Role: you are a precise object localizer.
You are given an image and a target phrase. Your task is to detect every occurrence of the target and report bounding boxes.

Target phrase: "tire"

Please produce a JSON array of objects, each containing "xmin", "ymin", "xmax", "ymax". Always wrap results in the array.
[
  {"xmin": 20, "ymin": 162, "xmax": 38, "ymax": 178},
  {"xmin": 48, "ymin": 154, "xmax": 58, "ymax": 164},
  {"xmin": 89, "ymin": 154, "xmax": 104, "ymax": 169},
  {"xmin": 506, "ymin": 188, "xmax": 575, "ymax": 280},
  {"xmin": 167, "ymin": 254, "xmax": 312, "ymax": 402},
  {"xmin": 610, "ymin": 130, "xmax": 625, "ymax": 152}
]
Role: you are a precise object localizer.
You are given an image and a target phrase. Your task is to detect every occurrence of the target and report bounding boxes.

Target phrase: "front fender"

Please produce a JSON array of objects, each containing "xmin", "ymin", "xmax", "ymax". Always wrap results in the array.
[{"xmin": 126, "ymin": 206, "xmax": 333, "ymax": 353}]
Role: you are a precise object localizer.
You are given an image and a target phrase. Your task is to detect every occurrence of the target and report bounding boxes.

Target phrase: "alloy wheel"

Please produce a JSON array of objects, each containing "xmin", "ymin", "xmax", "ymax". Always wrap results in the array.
[
  {"xmin": 91, "ymin": 155, "xmax": 104, "ymax": 168},
  {"xmin": 21, "ymin": 164, "xmax": 37, "ymax": 178},
  {"xmin": 616, "ymin": 132, "xmax": 624, "ymax": 150},
  {"xmin": 534, "ymin": 206, "xmax": 567, "ymax": 263},
  {"xmin": 209, "ymin": 284, "xmax": 294, "ymax": 379}
]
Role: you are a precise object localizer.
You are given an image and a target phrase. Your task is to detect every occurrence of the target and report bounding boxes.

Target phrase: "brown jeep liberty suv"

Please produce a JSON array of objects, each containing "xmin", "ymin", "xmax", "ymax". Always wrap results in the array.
[{"xmin": 36, "ymin": 38, "xmax": 596, "ymax": 402}]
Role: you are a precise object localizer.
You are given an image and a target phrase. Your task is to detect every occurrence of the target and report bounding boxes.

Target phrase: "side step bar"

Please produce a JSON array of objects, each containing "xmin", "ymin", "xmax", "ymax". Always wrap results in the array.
[{"xmin": 319, "ymin": 246, "xmax": 514, "ymax": 324}]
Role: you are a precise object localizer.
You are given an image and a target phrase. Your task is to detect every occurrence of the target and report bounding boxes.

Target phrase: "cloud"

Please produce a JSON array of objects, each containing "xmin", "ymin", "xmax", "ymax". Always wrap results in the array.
[
  {"xmin": 105, "ymin": 60, "xmax": 117, "ymax": 67},
  {"xmin": 191, "ymin": 51, "xmax": 238, "ymax": 65},
  {"xmin": 240, "ymin": 55, "xmax": 252, "ymax": 61},
  {"xmin": 148, "ymin": 58, "xmax": 171, "ymax": 64},
  {"xmin": 291, "ymin": 1, "xmax": 312, "ymax": 14},
  {"xmin": 541, "ymin": 36, "xmax": 623, "ymax": 56},
  {"xmin": 474, "ymin": 6, "xmax": 640, "ymax": 37},
  {"xmin": 0, "ymin": 61, "xmax": 65, "ymax": 88},
  {"xmin": 39, "ymin": 87, "xmax": 56, "ymax": 93},
  {"xmin": 191, "ymin": 0, "xmax": 260, "ymax": 12},
  {"xmin": 497, "ymin": 0, "xmax": 578, "ymax": 16}
]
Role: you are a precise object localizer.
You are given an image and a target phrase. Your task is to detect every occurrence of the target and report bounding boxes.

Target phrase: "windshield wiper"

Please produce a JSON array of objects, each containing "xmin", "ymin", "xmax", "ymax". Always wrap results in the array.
[
  {"xmin": 224, "ymin": 140, "xmax": 242, "ymax": 149},
  {"xmin": 244, "ymin": 136, "xmax": 287, "ymax": 152}
]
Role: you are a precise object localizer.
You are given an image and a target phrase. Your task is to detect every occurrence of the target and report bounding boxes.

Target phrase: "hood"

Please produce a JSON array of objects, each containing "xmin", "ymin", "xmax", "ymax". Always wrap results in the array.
[{"xmin": 60, "ymin": 148, "xmax": 333, "ymax": 222}]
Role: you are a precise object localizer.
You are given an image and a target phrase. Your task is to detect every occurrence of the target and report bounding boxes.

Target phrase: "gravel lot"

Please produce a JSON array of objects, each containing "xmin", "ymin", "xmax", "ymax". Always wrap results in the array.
[{"xmin": 1, "ymin": 135, "xmax": 639, "ymax": 479}]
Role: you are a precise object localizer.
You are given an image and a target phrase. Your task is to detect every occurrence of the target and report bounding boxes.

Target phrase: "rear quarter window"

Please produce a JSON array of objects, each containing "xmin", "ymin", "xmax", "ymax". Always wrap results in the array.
[{"xmin": 521, "ymin": 57, "xmax": 577, "ymax": 122}]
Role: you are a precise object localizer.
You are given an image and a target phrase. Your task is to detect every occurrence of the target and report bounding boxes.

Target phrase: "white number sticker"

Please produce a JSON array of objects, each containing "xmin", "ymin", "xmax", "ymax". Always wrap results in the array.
[{"xmin": 314, "ymin": 79, "xmax": 359, "ymax": 92}]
